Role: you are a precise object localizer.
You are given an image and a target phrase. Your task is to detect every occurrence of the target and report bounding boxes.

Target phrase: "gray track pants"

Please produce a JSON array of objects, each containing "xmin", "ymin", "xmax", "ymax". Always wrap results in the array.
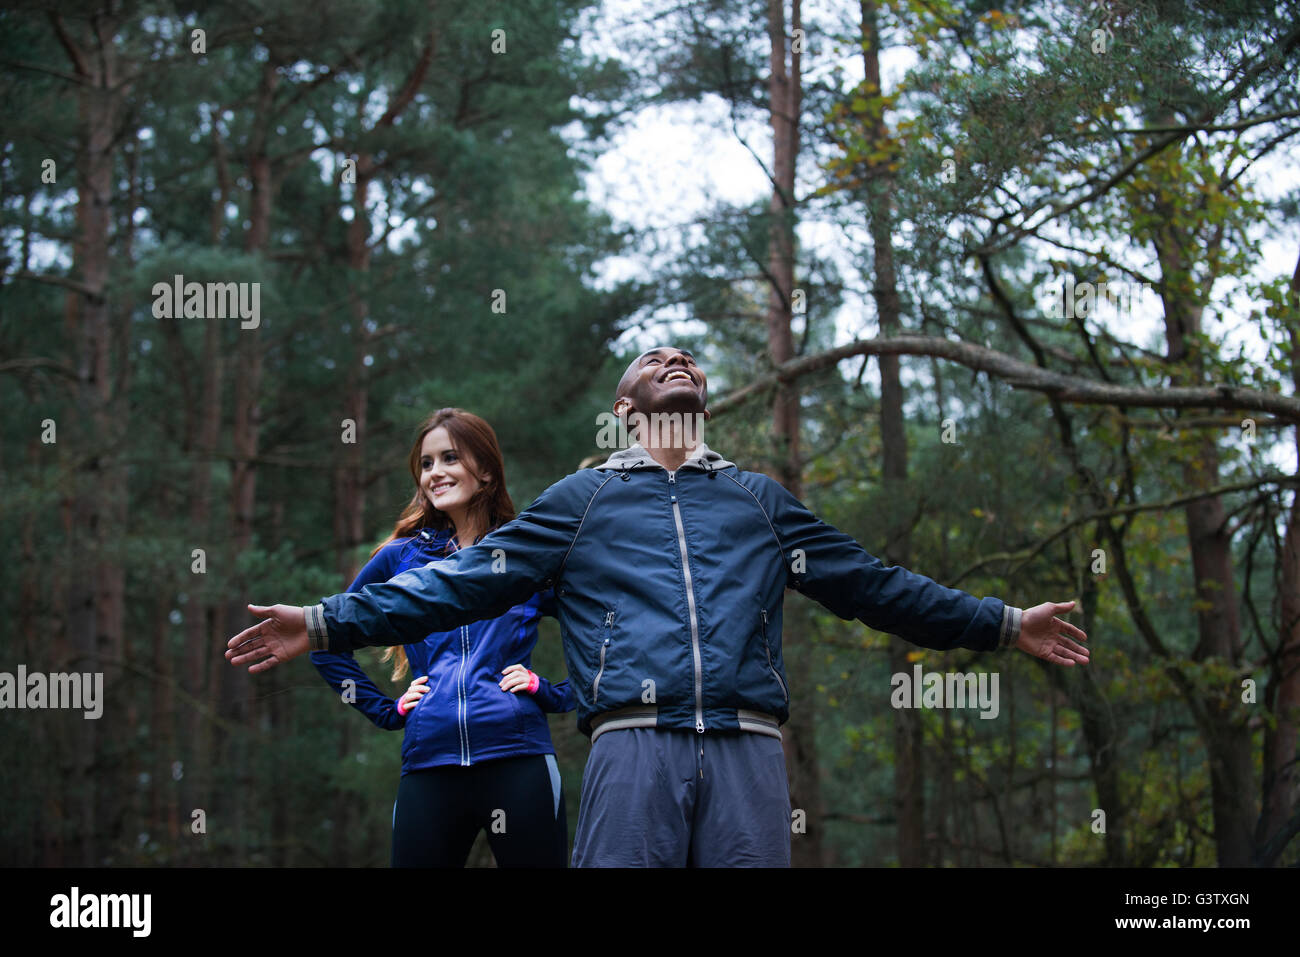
[{"xmin": 571, "ymin": 728, "xmax": 792, "ymax": 867}]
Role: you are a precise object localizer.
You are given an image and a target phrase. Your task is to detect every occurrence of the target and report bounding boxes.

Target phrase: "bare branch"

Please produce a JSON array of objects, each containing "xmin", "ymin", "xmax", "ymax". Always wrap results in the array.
[
  {"xmin": 9, "ymin": 270, "xmax": 99, "ymax": 298},
  {"xmin": 1103, "ymin": 109, "xmax": 1300, "ymax": 135},
  {"xmin": 709, "ymin": 335, "xmax": 1300, "ymax": 421},
  {"xmin": 0, "ymin": 357, "xmax": 77, "ymax": 378},
  {"xmin": 0, "ymin": 58, "xmax": 85, "ymax": 85},
  {"xmin": 48, "ymin": 12, "xmax": 89, "ymax": 78},
  {"xmin": 952, "ymin": 473, "xmax": 1300, "ymax": 585}
]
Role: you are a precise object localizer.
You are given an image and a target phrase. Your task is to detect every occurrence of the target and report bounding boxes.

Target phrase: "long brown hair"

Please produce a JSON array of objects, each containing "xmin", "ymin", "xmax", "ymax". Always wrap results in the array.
[{"xmin": 376, "ymin": 409, "xmax": 516, "ymax": 682}]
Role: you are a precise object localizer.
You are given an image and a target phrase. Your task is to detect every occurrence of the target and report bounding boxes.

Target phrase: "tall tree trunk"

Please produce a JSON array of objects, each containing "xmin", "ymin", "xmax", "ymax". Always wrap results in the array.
[
  {"xmin": 19, "ymin": 438, "xmax": 52, "ymax": 865},
  {"xmin": 860, "ymin": 0, "xmax": 925, "ymax": 867},
  {"xmin": 171, "ymin": 119, "xmax": 237, "ymax": 861},
  {"xmin": 220, "ymin": 58, "xmax": 279, "ymax": 862},
  {"xmin": 1047, "ymin": 532, "xmax": 1128, "ymax": 864},
  {"xmin": 331, "ymin": 35, "xmax": 433, "ymax": 583},
  {"xmin": 765, "ymin": 0, "xmax": 823, "ymax": 866},
  {"xmin": 336, "ymin": 155, "xmax": 375, "ymax": 583},
  {"xmin": 178, "ymin": 128, "xmax": 230, "ymax": 860},
  {"xmin": 151, "ymin": 592, "xmax": 179, "ymax": 857},
  {"xmin": 324, "ymin": 38, "xmax": 435, "ymax": 860},
  {"xmin": 52, "ymin": 7, "xmax": 130, "ymax": 866},
  {"xmin": 1156, "ymin": 218, "xmax": 1255, "ymax": 866},
  {"xmin": 1257, "ymin": 251, "xmax": 1300, "ymax": 864}
]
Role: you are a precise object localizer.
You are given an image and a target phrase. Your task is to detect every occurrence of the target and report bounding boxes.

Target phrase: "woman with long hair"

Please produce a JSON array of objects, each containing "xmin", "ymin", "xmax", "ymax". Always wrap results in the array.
[{"xmin": 310, "ymin": 408, "xmax": 572, "ymax": 867}]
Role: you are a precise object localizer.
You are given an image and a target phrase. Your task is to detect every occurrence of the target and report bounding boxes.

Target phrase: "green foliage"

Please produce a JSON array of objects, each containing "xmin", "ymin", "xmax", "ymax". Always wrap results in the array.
[{"xmin": 0, "ymin": 0, "xmax": 631, "ymax": 866}]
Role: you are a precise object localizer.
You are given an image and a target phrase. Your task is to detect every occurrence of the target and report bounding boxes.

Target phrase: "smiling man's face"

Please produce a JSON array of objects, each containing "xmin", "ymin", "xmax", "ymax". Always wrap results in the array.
[{"xmin": 614, "ymin": 347, "xmax": 709, "ymax": 421}]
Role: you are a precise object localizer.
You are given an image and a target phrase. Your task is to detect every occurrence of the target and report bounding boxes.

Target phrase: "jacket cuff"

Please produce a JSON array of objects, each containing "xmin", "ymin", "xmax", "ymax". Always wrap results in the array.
[
  {"xmin": 998, "ymin": 604, "xmax": 1022, "ymax": 651},
  {"xmin": 304, "ymin": 604, "xmax": 329, "ymax": 651}
]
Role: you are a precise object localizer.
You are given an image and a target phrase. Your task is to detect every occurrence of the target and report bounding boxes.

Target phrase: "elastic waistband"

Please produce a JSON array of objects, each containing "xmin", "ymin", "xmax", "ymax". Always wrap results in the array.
[{"xmin": 588, "ymin": 706, "xmax": 783, "ymax": 743}]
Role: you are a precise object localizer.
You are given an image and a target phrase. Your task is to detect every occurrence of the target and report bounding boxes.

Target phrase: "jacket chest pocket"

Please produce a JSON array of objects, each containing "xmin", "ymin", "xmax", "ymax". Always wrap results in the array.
[
  {"xmin": 591, "ymin": 608, "xmax": 616, "ymax": 705},
  {"xmin": 760, "ymin": 609, "xmax": 788, "ymax": 704}
]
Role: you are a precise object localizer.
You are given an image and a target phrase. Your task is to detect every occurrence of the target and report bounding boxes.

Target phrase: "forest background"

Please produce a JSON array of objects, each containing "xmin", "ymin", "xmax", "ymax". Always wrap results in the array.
[{"xmin": 2, "ymin": 0, "xmax": 1299, "ymax": 867}]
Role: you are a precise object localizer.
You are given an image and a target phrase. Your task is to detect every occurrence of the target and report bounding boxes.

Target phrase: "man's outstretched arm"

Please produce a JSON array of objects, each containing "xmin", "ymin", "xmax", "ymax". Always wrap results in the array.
[
  {"xmin": 226, "ymin": 475, "xmax": 590, "ymax": 674},
  {"xmin": 754, "ymin": 474, "xmax": 1088, "ymax": 665}
]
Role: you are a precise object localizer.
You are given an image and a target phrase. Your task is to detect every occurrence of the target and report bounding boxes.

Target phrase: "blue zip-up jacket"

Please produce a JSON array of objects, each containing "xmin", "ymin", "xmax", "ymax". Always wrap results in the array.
[
  {"xmin": 309, "ymin": 529, "xmax": 574, "ymax": 770},
  {"xmin": 305, "ymin": 443, "xmax": 1022, "ymax": 742}
]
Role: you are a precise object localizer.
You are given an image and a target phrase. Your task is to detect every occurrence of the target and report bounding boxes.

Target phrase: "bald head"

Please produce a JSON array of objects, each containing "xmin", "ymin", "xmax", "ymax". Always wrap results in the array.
[
  {"xmin": 616, "ymin": 347, "xmax": 698, "ymax": 398},
  {"xmin": 613, "ymin": 346, "xmax": 708, "ymax": 420}
]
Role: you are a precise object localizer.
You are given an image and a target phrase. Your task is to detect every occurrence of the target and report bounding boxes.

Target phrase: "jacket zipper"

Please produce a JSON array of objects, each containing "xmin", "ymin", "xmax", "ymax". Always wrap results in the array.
[
  {"xmin": 457, "ymin": 625, "xmax": 470, "ymax": 765},
  {"xmin": 669, "ymin": 471, "xmax": 705, "ymax": 733},
  {"xmin": 592, "ymin": 611, "xmax": 613, "ymax": 704},
  {"xmin": 761, "ymin": 609, "xmax": 788, "ymax": 704}
]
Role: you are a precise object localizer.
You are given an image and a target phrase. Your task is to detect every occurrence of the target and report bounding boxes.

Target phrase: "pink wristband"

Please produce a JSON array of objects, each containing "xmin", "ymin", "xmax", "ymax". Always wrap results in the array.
[
  {"xmin": 526, "ymin": 671, "xmax": 539, "ymax": 694},
  {"xmin": 395, "ymin": 696, "xmax": 410, "ymax": 716}
]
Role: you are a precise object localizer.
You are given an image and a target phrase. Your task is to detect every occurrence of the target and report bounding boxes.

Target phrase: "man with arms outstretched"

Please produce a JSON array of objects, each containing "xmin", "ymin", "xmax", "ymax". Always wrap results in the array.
[{"xmin": 227, "ymin": 346, "xmax": 1089, "ymax": 866}]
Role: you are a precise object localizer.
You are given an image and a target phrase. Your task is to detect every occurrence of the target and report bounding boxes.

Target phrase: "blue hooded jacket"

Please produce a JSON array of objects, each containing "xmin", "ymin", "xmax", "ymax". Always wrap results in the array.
[
  {"xmin": 310, "ymin": 528, "xmax": 573, "ymax": 771},
  {"xmin": 305, "ymin": 444, "xmax": 1021, "ymax": 742}
]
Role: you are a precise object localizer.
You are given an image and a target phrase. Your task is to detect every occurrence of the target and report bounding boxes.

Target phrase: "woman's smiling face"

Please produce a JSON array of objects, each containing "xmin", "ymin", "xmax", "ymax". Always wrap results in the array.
[{"xmin": 419, "ymin": 426, "xmax": 484, "ymax": 525}]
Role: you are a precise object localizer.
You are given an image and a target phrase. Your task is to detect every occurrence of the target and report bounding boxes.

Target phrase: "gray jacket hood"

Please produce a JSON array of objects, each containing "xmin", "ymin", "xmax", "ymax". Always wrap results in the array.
[{"xmin": 594, "ymin": 442, "xmax": 736, "ymax": 472}]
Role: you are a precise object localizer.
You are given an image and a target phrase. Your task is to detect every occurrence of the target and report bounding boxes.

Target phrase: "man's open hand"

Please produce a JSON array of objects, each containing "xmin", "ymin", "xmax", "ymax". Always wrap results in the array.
[
  {"xmin": 1016, "ymin": 600, "xmax": 1090, "ymax": 666},
  {"xmin": 225, "ymin": 604, "xmax": 309, "ymax": 673}
]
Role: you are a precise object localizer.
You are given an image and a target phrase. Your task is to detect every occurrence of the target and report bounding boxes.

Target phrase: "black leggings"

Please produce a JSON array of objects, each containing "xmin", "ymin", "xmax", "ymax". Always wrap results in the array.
[{"xmin": 391, "ymin": 755, "xmax": 567, "ymax": 867}]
